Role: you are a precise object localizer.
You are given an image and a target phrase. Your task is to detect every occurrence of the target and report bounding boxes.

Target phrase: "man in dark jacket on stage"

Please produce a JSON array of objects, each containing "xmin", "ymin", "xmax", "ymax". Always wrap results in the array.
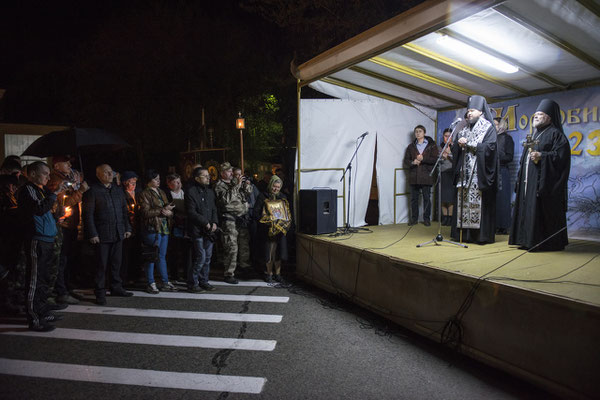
[
  {"xmin": 185, "ymin": 167, "xmax": 219, "ymax": 292},
  {"xmin": 451, "ymin": 95, "xmax": 498, "ymax": 244},
  {"xmin": 509, "ymin": 99, "xmax": 570, "ymax": 251},
  {"xmin": 403, "ymin": 125, "xmax": 439, "ymax": 226},
  {"xmin": 82, "ymin": 164, "xmax": 133, "ymax": 305}
]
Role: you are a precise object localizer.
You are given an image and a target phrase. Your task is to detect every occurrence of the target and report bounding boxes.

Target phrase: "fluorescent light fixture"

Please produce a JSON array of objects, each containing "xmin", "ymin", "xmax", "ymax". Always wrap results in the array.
[{"xmin": 436, "ymin": 34, "xmax": 519, "ymax": 74}]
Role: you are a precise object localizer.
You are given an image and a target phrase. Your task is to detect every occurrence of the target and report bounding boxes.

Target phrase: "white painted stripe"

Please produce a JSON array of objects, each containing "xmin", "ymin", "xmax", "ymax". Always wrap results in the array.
[
  {"xmin": 208, "ymin": 280, "xmax": 273, "ymax": 287},
  {"xmin": 0, "ymin": 325, "xmax": 276, "ymax": 351},
  {"xmin": 131, "ymin": 291, "xmax": 289, "ymax": 303},
  {"xmin": 0, "ymin": 358, "xmax": 266, "ymax": 394},
  {"xmin": 60, "ymin": 305, "xmax": 282, "ymax": 323}
]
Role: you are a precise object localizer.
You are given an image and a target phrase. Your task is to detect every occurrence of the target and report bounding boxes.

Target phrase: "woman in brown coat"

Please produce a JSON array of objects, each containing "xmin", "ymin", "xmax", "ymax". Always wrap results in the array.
[{"xmin": 137, "ymin": 170, "xmax": 177, "ymax": 293}]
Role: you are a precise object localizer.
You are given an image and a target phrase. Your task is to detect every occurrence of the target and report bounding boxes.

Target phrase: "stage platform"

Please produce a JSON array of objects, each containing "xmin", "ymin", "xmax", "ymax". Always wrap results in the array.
[{"xmin": 296, "ymin": 224, "xmax": 600, "ymax": 399}]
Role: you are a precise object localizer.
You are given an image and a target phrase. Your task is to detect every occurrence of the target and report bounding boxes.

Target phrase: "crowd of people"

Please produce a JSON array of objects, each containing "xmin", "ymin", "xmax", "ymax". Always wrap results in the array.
[
  {"xmin": 0, "ymin": 94, "xmax": 571, "ymax": 333},
  {"xmin": 0, "ymin": 157, "xmax": 292, "ymax": 332},
  {"xmin": 403, "ymin": 95, "xmax": 571, "ymax": 250}
]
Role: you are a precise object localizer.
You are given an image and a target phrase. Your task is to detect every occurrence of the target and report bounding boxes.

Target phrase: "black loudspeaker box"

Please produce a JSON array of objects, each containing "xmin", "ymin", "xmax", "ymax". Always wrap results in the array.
[{"xmin": 299, "ymin": 189, "xmax": 338, "ymax": 234}]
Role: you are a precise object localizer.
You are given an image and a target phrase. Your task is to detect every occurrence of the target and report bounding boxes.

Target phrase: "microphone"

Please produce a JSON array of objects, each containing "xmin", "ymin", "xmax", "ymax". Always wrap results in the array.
[
  {"xmin": 450, "ymin": 118, "xmax": 463, "ymax": 129},
  {"xmin": 358, "ymin": 132, "xmax": 368, "ymax": 139}
]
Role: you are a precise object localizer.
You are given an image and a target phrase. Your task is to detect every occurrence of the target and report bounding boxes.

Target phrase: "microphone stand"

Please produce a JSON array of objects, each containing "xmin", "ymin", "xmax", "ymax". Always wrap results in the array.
[
  {"xmin": 339, "ymin": 133, "xmax": 369, "ymax": 235},
  {"xmin": 417, "ymin": 123, "xmax": 467, "ymax": 248}
]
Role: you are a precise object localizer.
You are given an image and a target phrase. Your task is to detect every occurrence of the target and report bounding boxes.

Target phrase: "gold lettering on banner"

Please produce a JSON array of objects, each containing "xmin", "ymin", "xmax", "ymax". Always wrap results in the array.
[
  {"xmin": 519, "ymin": 115, "xmax": 529, "ymax": 130},
  {"xmin": 582, "ymin": 107, "xmax": 598, "ymax": 123},
  {"xmin": 587, "ymin": 130, "xmax": 600, "ymax": 156},
  {"xmin": 505, "ymin": 105, "xmax": 517, "ymax": 131},
  {"xmin": 569, "ymin": 131, "xmax": 583, "ymax": 155},
  {"xmin": 567, "ymin": 109, "xmax": 581, "ymax": 124}
]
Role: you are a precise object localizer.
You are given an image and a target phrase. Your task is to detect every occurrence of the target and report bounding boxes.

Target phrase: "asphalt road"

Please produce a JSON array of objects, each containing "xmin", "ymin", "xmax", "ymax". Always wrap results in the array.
[{"xmin": 0, "ymin": 278, "xmax": 555, "ymax": 399}]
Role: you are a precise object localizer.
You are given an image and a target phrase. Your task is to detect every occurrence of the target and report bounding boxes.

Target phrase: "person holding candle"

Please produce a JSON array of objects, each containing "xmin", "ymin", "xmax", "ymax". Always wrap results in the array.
[{"xmin": 47, "ymin": 155, "xmax": 89, "ymax": 305}]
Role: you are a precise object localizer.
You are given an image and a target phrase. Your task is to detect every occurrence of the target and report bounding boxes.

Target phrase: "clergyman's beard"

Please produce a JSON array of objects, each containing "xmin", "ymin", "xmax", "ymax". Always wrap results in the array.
[
  {"xmin": 533, "ymin": 119, "xmax": 549, "ymax": 130},
  {"xmin": 468, "ymin": 115, "xmax": 480, "ymax": 125}
]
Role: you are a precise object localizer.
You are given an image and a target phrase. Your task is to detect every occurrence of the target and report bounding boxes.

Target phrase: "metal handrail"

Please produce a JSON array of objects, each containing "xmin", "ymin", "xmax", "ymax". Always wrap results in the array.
[
  {"xmin": 393, "ymin": 167, "xmax": 409, "ymax": 224},
  {"xmin": 298, "ymin": 167, "xmax": 346, "ymax": 226}
]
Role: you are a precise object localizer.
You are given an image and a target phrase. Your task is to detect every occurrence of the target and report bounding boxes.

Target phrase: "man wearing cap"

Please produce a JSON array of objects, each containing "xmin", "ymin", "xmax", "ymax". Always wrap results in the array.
[
  {"xmin": 451, "ymin": 95, "xmax": 498, "ymax": 244},
  {"xmin": 214, "ymin": 162, "xmax": 252, "ymax": 284},
  {"xmin": 47, "ymin": 156, "xmax": 89, "ymax": 305},
  {"xmin": 509, "ymin": 99, "xmax": 570, "ymax": 251}
]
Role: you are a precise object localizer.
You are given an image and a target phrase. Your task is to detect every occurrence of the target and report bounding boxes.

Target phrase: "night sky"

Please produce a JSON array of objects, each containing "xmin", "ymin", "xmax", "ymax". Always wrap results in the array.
[{"xmin": 0, "ymin": 0, "xmax": 422, "ymax": 170}]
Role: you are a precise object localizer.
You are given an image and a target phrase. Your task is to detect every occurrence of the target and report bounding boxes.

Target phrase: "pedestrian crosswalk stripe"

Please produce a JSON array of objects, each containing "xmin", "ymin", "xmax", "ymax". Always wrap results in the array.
[
  {"xmin": 60, "ymin": 305, "xmax": 283, "ymax": 323},
  {"xmin": 0, "ymin": 325, "xmax": 277, "ymax": 351},
  {"xmin": 130, "ymin": 291, "xmax": 289, "ymax": 303},
  {"xmin": 0, "ymin": 358, "xmax": 266, "ymax": 394},
  {"xmin": 208, "ymin": 280, "xmax": 273, "ymax": 287}
]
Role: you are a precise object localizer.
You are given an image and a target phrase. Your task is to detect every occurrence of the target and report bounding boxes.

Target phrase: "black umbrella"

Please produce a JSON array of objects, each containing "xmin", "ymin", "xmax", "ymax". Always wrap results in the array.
[{"xmin": 21, "ymin": 127, "xmax": 130, "ymax": 157}]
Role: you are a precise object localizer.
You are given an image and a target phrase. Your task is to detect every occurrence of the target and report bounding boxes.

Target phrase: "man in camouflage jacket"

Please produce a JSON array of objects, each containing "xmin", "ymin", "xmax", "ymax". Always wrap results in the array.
[{"xmin": 214, "ymin": 162, "xmax": 252, "ymax": 284}]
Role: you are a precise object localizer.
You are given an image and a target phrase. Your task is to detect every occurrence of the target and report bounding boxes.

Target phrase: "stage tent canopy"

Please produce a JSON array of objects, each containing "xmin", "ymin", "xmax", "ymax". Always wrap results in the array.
[{"xmin": 296, "ymin": 0, "xmax": 600, "ymax": 228}]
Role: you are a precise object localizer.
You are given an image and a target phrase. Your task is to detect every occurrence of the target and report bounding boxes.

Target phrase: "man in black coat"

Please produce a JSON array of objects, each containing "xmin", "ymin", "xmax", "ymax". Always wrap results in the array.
[
  {"xmin": 82, "ymin": 164, "xmax": 133, "ymax": 304},
  {"xmin": 402, "ymin": 125, "xmax": 439, "ymax": 226},
  {"xmin": 509, "ymin": 99, "xmax": 570, "ymax": 251},
  {"xmin": 185, "ymin": 167, "xmax": 219, "ymax": 292}
]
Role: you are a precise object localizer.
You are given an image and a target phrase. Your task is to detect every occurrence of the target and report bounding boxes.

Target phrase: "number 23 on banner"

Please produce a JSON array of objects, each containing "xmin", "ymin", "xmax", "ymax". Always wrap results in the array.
[{"xmin": 570, "ymin": 130, "xmax": 600, "ymax": 156}]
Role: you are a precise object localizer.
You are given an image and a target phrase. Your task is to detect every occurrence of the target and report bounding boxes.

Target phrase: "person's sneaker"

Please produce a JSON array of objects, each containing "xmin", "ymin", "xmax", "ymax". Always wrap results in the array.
[
  {"xmin": 423, "ymin": 220, "xmax": 431, "ymax": 226},
  {"xmin": 273, "ymin": 274, "xmax": 282, "ymax": 282},
  {"xmin": 29, "ymin": 322, "xmax": 55, "ymax": 332},
  {"xmin": 187, "ymin": 286, "xmax": 206, "ymax": 294},
  {"xmin": 111, "ymin": 289, "xmax": 134, "ymax": 297},
  {"xmin": 161, "ymin": 282, "xmax": 178, "ymax": 292},
  {"xmin": 224, "ymin": 276, "xmax": 239, "ymax": 285},
  {"xmin": 56, "ymin": 294, "xmax": 79, "ymax": 305},
  {"xmin": 200, "ymin": 282, "xmax": 216, "ymax": 291},
  {"xmin": 407, "ymin": 221, "xmax": 417, "ymax": 226},
  {"xmin": 47, "ymin": 302, "xmax": 69, "ymax": 310},
  {"xmin": 147, "ymin": 283, "xmax": 159, "ymax": 294},
  {"xmin": 264, "ymin": 274, "xmax": 273, "ymax": 283},
  {"xmin": 95, "ymin": 297, "xmax": 106, "ymax": 305},
  {"xmin": 44, "ymin": 312, "xmax": 64, "ymax": 322}
]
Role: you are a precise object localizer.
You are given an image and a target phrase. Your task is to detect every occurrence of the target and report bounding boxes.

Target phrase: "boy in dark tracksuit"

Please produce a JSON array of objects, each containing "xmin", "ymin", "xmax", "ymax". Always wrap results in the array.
[{"xmin": 18, "ymin": 161, "xmax": 66, "ymax": 331}]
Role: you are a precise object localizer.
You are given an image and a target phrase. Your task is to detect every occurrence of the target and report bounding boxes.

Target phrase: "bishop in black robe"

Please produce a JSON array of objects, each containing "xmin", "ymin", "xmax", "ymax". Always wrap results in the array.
[
  {"xmin": 509, "ymin": 99, "xmax": 570, "ymax": 251},
  {"xmin": 451, "ymin": 95, "xmax": 498, "ymax": 244}
]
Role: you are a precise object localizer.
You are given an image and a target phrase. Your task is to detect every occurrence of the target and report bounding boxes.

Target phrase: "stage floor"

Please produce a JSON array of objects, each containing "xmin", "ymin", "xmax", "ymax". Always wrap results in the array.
[
  {"xmin": 301, "ymin": 223, "xmax": 600, "ymax": 307},
  {"xmin": 296, "ymin": 223, "xmax": 600, "ymax": 398}
]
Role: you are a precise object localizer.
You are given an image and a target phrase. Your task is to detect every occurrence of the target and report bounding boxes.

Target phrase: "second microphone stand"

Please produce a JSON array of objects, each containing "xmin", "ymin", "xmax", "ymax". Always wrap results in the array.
[
  {"xmin": 339, "ymin": 133, "xmax": 370, "ymax": 235},
  {"xmin": 417, "ymin": 126, "xmax": 467, "ymax": 248}
]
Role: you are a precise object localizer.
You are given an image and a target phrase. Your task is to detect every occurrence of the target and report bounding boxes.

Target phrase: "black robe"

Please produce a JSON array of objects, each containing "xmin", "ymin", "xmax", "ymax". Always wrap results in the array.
[
  {"xmin": 509, "ymin": 125, "xmax": 570, "ymax": 251},
  {"xmin": 496, "ymin": 132, "xmax": 515, "ymax": 230},
  {"xmin": 450, "ymin": 121, "xmax": 498, "ymax": 244}
]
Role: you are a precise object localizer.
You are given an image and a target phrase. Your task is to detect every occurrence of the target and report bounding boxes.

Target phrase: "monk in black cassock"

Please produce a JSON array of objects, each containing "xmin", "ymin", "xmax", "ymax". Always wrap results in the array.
[
  {"xmin": 509, "ymin": 99, "xmax": 570, "ymax": 251},
  {"xmin": 494, "ymin": 117, "xmax": 514, "ymax": 234},
  {"xmin": 451, "ymin": 95, "xmax": 498, "ymax": 244}
]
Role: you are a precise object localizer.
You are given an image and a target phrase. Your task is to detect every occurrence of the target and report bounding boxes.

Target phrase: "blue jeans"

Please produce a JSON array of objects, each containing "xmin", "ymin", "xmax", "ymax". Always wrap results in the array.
[
  {"xmin": 142, "ymin": 232, "xmax": 169, "ymax": 284},
  {"xmin": 189, "ymin": 237, "xmax": 214, "ymax": 288}
]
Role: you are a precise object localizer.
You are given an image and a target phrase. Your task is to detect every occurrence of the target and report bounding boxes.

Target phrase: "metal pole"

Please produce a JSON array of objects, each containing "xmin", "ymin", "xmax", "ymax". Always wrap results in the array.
[{"xmin": 239, "ymin": 129, "xmax": 244, "ymax": 175}]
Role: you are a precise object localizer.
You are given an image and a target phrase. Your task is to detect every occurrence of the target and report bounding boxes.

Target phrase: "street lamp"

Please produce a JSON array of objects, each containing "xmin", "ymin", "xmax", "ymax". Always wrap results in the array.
[{"xmin": 236, "ymin": 112, "xmax": 245, "ymax": 174}]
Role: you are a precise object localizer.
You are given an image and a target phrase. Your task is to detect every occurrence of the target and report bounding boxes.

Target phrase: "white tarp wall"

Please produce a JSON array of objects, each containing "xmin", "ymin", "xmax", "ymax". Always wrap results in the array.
[{"xmin": 299, "ymin": 81, "xmax": 436, "ymax": 226}]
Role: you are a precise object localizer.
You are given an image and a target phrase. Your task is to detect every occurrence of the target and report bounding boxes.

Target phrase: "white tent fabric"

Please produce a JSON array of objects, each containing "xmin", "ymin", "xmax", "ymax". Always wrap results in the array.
[
  {"xmin": 299, "ymin": 83, "xmax": 436, "ymax": 226},
  {"xmin": 298, "ymin": 99, "xmax": 376, "ymax": 227}
]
